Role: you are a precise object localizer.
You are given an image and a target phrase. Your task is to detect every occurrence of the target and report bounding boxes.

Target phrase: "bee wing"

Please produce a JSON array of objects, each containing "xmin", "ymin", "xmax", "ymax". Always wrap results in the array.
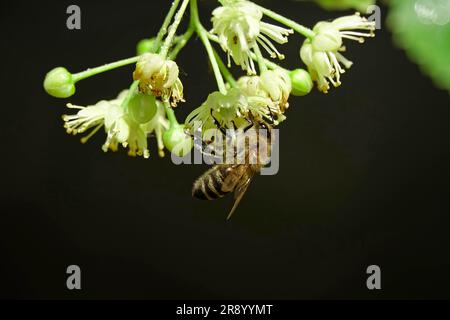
[
  {"xmin": 226, "ymin": 173, "xmax": 255, "ymax": 220},
  {"xmin": 221, "ymin": 165, "xmax": 248, "ymax": 193}
]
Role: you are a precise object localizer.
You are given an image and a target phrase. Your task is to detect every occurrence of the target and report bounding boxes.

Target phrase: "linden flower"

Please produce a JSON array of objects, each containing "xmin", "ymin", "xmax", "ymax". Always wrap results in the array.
[
  {"xmin": 186, "ymin": 87, "xmax": 283, "ymax": 133},
  {"xmin": 63, "ymin": 91, "xmax": 150, "ymax": 158},
  {"xmin": 237, "ymin": 76, "xmax": 267, "ymax": 100},
  {"xmin": 246, "ymin": 93, "xmax": 285, "ymax": 125},
  {"xmin": 238, "ymin": 77, "xmax": 286, "ymax": 125},
  {"xmin": 103, "ymin": 105, "xmax": 150, "ymax": 158},
  {"xmin": 212, "ymin": 0, "xmax": 293, "ymax": 74},
  {"xmin": 133, "ymin": 53, "xmax": 184, "ymax": 106},
  {"xmin": 63, "ymin": 91, "xmax": 126, "ymax": 137},
  {"xmin": 237, "ymin": 69, "xmax": 291, "ymax": 123},
  {"xmin": 300, "ymin": 13, "xmax": 376, "ymax": 93},
  {"xmin": 186, "ymin": 89, "xmax": 249, "ymax": 131},
  {"xmin": 259, "ymin": 69, "xmax": 291, "ymax": 112}
]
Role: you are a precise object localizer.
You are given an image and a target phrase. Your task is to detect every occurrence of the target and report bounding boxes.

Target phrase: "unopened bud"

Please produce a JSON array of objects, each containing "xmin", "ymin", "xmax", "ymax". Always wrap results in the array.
[
  {"xmin": 44, "ymin": 67, "xmax": 75, "ymax": 98},
  {"xmin": 290, "ymin": 69, "xmax": 313, "ymax": 96}
]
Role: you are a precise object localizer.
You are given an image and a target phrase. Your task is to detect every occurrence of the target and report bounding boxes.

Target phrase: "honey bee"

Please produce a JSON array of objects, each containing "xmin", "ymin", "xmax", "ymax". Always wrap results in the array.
[{"xmin": 192, "ymin": 120, "xmax": 272, "ymax": 220}]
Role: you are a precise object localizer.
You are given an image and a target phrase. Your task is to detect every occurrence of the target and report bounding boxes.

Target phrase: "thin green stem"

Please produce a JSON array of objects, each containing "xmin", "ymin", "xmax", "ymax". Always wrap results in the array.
[
  {"xmin": 163, "ymin": 100, "xmax": 179, "ymax": 126},
  {"xmin": 253, "ymin": 43, "xmax": 268, "ymax": 73},
  {"xmin": 72, "ymin": 56, "xmax": 140, "ymax": 82},
  {"xmin": 168, "ymin": 23, "xmax": 195, "ymax": 60},
  {"xmin": 256, "ymin": 5, "xmax": 315, "ymax": 39},
  {"xmin": 191, "ymin": 0, "xmax": 227, "ymax": 94},
  {"xmin": 153, "ymin": 0, "xmax": 181, "ymax": 53},
  {"xmin": 160, "ymin": 0, "xmax": 191, "ymax": 58},
  {"xmin": 213, "ymin": 49, "xmax": 237, "ymax": 88}
]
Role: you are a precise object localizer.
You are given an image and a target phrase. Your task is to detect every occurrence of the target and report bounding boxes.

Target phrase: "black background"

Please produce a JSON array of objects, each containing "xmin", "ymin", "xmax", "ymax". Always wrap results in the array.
[{"xmin": 1, "ymin": 0, "xmax": 450, "ymax": 299}]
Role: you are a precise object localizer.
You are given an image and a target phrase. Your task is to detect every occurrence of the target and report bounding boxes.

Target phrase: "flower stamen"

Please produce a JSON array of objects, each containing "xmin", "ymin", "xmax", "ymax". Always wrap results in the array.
[{"xmin": 80, "ymin": 123, "xmax": 103, "ymax": 144}]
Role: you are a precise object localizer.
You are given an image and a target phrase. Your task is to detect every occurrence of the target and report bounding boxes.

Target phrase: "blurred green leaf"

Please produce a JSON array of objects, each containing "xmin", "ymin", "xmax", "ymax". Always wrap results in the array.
[
  {"xmin": 388, "ymin": 0, "xmax": 450, "ymax": 92},
  {"xmin": 315, "ymin": 0, "xmax": 375, "ymax": 11}
]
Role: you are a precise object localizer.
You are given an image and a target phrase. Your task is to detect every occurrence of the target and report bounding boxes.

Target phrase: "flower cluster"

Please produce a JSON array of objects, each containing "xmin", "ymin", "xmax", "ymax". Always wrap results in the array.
[
  {"xmin": 42, "ymin": 0, "xmax": 380, "ymax": 219},
  {"xmin": 186, "ymin": 67, "xmax": 293, "ymax": 134},
  {"xmin": 211, "ymin": 0, "xmax": 293, "ymax": 74},
  {"xmin": 44, "ymin": 0, "xmax": 376, "ymax": 161}
]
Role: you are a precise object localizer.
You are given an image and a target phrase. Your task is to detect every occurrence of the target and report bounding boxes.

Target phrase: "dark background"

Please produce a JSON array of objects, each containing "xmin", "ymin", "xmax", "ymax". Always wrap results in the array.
[{"xmin": 1, "ymin": 0, "xmax": 449, "ymax": 299}]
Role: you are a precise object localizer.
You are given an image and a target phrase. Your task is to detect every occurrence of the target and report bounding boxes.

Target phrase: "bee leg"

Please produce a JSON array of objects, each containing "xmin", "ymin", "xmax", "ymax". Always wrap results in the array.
[
  {"xmin": 193, "ymin": 142, "xmax": 223, "ymax": 162},
  {"xmin": 242, "ymin": 118, "xmax": 254, "ymax": 133},
  {"xmin": 197, "ymin": 137, "xmax": 220, "ymax": 159},
  {"xmin": 231, "ymin": 120, "xmax": 239, "ymax": 131},
  {"xmin": 185, "ymin": 127, "xmax": 214, "ymax": 157},
  {"xmin": 182, "ymin": 126, "xmax": 224, "ymax": 163},
  {"xmin": 210, "ymin": 109, "xmax": 227, "ymax": 137},
  {"xmin": 268, "ymin": 107, "xmax": 276, "ymax": 125}
]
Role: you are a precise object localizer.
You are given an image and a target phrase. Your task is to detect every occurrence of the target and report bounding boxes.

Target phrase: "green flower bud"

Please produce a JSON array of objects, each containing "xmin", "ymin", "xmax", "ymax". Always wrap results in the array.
[
  {"xmin": 44, "ymin": 67, "xmax": 75, "ymax": 98},
  {"xmin": 289, "ymin": 69, "xmax": 313, "ymax": 96},
  {"xmin": 163, "ymin": 124, "xmax": 193, "ymax": 157},
  {"xmin": 136, "ymin": 38, "xmax": 157, "ymax": 55},
  {"xmin": 128, "ymin": 93, "xmax": 158, "ymax": 124}
]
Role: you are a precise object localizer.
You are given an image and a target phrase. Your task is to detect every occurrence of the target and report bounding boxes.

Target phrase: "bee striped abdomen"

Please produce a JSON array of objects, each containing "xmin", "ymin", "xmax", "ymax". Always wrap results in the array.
[{"xmin": 193, "ymin": 166, "xmax": 230, "ymax": 200}]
